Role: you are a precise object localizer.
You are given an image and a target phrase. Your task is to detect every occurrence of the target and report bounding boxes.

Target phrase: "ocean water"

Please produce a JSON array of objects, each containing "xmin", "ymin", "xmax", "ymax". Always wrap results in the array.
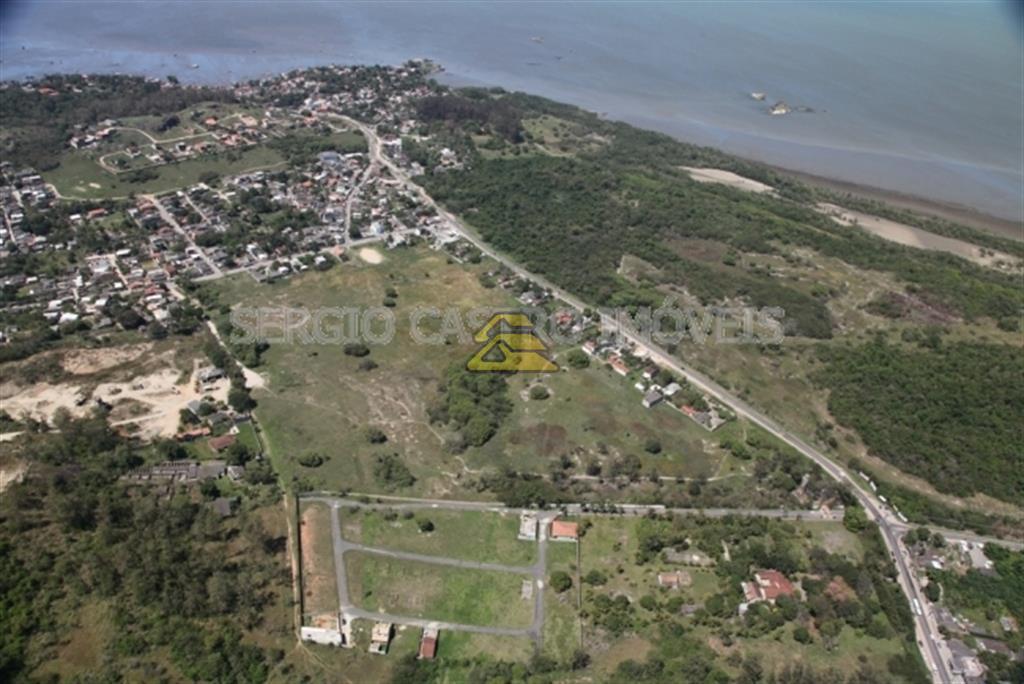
[{"xmin": 2, "ymin": 1, "xmax": 1022, "ymax": 222}]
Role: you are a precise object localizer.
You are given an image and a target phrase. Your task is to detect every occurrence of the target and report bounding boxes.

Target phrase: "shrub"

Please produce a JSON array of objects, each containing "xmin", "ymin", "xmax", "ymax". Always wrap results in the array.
[
  {"xmin": 529, "ymin": 385, "xmax": 550, "ymax": 401},
  {"xmin": 550, "ymin": 570, "xmax": 573, "ymax": 593}
]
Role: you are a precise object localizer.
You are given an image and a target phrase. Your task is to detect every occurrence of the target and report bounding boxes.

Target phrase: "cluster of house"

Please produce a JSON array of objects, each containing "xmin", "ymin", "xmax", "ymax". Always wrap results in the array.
[
  {"xmin": 909, "ymin": 539, "xmax": 1022, "ymax": 682},
  {"xmin": 74, "ymin": 109, "xmax": 277, "ymax": 173},
  {"xmin": 0, "ymin": 164, "xmax": 56, "ymax": 254},
  {"xmin": 300, "ymin": 616, "xmax": 440, "ymax": 661},
  {"xmin": 518, "ymin": 512, "xmax": 579, "ymax": 542},
  {"xmin": 580, "ymin": 337, "xmax": 730, "ymax": 429}
]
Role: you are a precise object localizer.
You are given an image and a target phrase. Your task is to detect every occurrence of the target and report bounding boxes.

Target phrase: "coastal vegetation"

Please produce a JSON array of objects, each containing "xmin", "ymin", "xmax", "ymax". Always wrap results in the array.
[{"xmin": 416, "ymin": 88, "xmax": 1024, "ymax": 519}]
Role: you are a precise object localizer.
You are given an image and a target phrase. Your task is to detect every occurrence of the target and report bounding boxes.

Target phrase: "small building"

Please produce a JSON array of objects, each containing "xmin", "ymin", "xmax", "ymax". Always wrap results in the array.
[
  {"xmin": 642, "ymin": 390, "xmax": 664, "ymax": 409},
  {"xmin": 549, "ymin": 519, "xmax": 579, "ymax": 542},
  {"xmin": 418, "ymin": 627, "xmax": 439, "ymax": 660},
  {"xmin": 197, "ymin": 460, "xmax": 227, "ymax": 480},
  {"xmin": 369, "ymin": 622, "xmax": 393, "ymax": 655},
  {"xmin": 608, "ymin": 355, "xmax": 629, "ymax": 377},
  {"xmin": 211, "ymin": 496, "xmax": 235, "ymax": 518},
  {"xmin": 518, "ymin": 512, "xmax": 538, "ymax": 541},
  {"xmin": 664, "ymin": 548, "xmax": 715, "ymax": 567},
  {"xmin": 947, "ymin": 639, "xmax": 986, "ymax": 684},
  {"xmin": 742, "ymin": 570, "xmax": 796, "ymax": 606},
  {"xmin": 208, "ymin": 434, "xmax": 237, "ymax": 453},
  {"xmin": 199, "ymin": 366, "xmax": 225, "ymax": 383},
  {"xmin": 657, "ymin": 571, "xmax": 692, "ymax": 589}
]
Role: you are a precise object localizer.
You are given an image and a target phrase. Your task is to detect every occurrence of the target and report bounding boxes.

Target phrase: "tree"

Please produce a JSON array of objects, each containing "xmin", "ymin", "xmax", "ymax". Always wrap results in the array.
[
  {"xmin": 365, "ymin": 427, "xmax": 388, "ymax": 444},
  {"xmin": 793, "ymin": 625, "xmax": 813, "ymax": 644},
  {"xmin": 843, "ymin": 506, "xmax": 869, "ymax": 533},
  {"xmin": 550, "ymin": 570, "xmax": 573, "ymax": 593},
  {"xmin": 566, "ymin": 348, "xmax": 590, "ymax": 369},
  {"xmin": 644, "ymin": 438, "xmax": 662, "ymax": 454},
  {"xmin": 343, "ymin": 342, "xmax": 370, "ymax": 357},
  {"xmin": 417, "ymin": 518, "xmax": 435, "ymax": 533},
  {"xmin": 529, "ymin": 385, "xmax": 550, "ymax": 401},
  {"xmin": 228, "ymin": 388, "xmax": 255, "ymax": 413}
]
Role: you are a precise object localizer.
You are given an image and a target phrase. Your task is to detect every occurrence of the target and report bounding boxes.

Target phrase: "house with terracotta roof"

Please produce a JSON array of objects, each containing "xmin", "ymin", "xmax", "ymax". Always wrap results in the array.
[
  {"xmin": 418, "ymin": 627, "xmax": 439, "ymax": 660},
  {"xmin": 741, "ymin": 569, "xmax": 796, "ymax": 610},
  {"xmin": 549, "ymin": 519, "xmax": 579, "ymax": 541},
  {"xmin": 208, "ymin": 433, "xmax": 237, "ymax": 453},
  {"xmin": 608, "ymin": 354, "xmax": 629, "ymax": 376}
]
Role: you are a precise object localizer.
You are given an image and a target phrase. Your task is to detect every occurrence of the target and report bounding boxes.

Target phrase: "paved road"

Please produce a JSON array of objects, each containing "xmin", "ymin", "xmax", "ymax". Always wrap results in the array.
[
  {"xmin": 321, "ymin": 496, "xmax": 550, "ymax": 643},
  {"xmin": 312, "ymin": 492, "xmax": 840, "ymax": 521},
  {"xmin": 337, "ymin": 114, "xmax": 956, "ymax": 682},
  {"xmin": 143, "ymin": 193, "xmax": 222, "ymax": 278}
]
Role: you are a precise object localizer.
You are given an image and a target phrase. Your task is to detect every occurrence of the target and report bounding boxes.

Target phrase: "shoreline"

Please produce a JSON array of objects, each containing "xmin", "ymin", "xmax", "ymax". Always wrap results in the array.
[
  {"xmin": 6, "ymin": 58, "xmax": 1021, "ymax": 240},
  {"xmin": 765, "ymin": 164, "xmax": 1023, "ymax": 242}
]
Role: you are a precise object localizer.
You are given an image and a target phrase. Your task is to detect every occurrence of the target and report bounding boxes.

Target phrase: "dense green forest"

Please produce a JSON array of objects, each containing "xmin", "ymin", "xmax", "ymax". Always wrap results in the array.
[
  {"xmin": 817, "ymin": 341, "xmax": 1023, "ymax": 504},
  {"xmin": 0, "ymin": 414, "xmax": 285, "ymax": 682}
]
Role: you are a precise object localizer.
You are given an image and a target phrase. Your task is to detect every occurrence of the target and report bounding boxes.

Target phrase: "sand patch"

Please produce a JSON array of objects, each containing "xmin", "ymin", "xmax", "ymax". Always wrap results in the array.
[
  {"xmin": 62, "ymin": 344, "xmax": 150, "ymax": 375},
  {"xmin": 817, "ymin": 203, "xmax": 1020, "ymax": 270},
  {"xmin": 682, "ymin": 167, "xmax": 776, "ymax": 194},
  {"xmin": 1, "ymin": 361, "xmax": 229, "ymax": 440},
  {"xmin": 358, "ymin": 247, "xmax": 384, "ymax": 264},
  {"xmin": 0, "ymin": 462, "xmax": 27, "ymax": 493}
]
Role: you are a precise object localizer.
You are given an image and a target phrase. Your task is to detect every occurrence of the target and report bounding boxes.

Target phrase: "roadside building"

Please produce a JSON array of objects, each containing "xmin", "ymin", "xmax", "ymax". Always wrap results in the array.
[
  {"xmin": 369, "ymin": 622, "xmax": 393, "ymax": 655},
  {"xmin": 418, "ymin": 627, "xmax": 439, "ymax": 660},
  {"xmin": 518, "ymin": 512, "xmax": 538, "ymax": 541},
  {"xmin": 549, "ymin": 519, "xmax": 579, "ymax": 542}
]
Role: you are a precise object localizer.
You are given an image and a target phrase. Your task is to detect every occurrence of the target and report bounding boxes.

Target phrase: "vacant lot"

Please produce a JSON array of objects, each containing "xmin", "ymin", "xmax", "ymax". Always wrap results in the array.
[
  {"xmin": 341, "ymin": 507, "xmax": 536, "ymax": 566},
  {"xmin": 211, "ymin": 246, "xmax": 518, "ymax": 496},
  {"xmin": 345, "ymin": 552, "xmax": 533, "ymax": 628},
  {"xmin": 299, "ymin": 502, "xmax": 339, "ymax": 620}
]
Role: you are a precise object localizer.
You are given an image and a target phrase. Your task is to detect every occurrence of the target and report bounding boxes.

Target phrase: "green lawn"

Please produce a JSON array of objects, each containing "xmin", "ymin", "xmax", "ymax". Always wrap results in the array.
[
  {"xmin": 344, "ymin": 552, "xmax": 534, "ymax": 628},
  {"xmin": 341, "ymin": 508, "xmax": 536, "ymax": 566},
  {"xmin": 45, "ymin": 144, "xmax": 285, "ymax": 199}
]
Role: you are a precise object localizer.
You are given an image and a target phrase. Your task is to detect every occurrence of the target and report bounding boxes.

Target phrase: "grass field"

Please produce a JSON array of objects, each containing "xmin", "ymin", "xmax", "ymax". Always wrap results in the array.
[
  {"xmin": 340, "ymin": 507, "xmax": 536, "ymax": 566},
  {"xmin": 212, "ymin": 246, "xmax": 519, "ymax": 496},
  {"xmin": 345, "ymin": 552, "xmax": 534, "ymax": 628},
  {"xmin": 45, "ymin": 144, "xmax": 285, "ymax": 199},
  {"xmin": 470, "ymin": 364, "xmax": 735, "ymax": 480},
  {"xmin": 211, "ymin": 245, "xmax": 763, "ymax": 501}
]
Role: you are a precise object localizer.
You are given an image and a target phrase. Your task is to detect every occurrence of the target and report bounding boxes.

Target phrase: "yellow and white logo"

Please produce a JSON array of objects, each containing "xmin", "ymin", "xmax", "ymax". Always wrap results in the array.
[{"xmin": 467, "ymin": 312, "xmax": 558, "ymax": 373}]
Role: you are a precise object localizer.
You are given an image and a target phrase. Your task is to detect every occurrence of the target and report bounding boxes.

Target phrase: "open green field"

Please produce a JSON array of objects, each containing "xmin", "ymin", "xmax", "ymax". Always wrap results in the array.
[
  {"xmin": 45, "ymin": 144, "xmax": 284, "ymax": 199},
  {"xmin": 212, "ymin": 246, "xmax": 518, "ymax": 496},
  {"xmin": 470, "ymin": 364, "xmax": 739, "ymax": 480},
  {"xmin": 212, "ymin": 245, "xmax": 761, "ymax": 500},
  {"xmin": 345, "ymin": 552, "xmax": 534, "ymax": 628},
  {"xmin": 340, "ymin": 507, "xmax": 536, "ymax": 566}
]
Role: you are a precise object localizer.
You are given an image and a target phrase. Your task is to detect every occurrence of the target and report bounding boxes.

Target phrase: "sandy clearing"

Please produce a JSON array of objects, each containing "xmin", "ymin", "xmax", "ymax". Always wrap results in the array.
[
  {"xmin": 62, "ymin": 344, "xmax": 151, "ymax": 375},
  {"xmin": 358, "ymin": 247, "xmax": 384, "ymax": 264},
  {"xmin": 1, "ymin": 361, "xmax": 229, "ymax": 440},
  {"xmin": 102, "ymin": 362, "xmax": 230, "ymax": 439},
  {"xmin": 0, "ymin": 462, "xmax": 27, "ymax": 493},
  {"xmin": 682, "ymin": 167, "xmax": 776, "ymax": 194},
  {"xmin": 0, "ymin": 382, "xmax": 89, "ymax": 422},
  {"xmin": 817, "ymin": 202, "xmax": 1021, "ymax": 270}
]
